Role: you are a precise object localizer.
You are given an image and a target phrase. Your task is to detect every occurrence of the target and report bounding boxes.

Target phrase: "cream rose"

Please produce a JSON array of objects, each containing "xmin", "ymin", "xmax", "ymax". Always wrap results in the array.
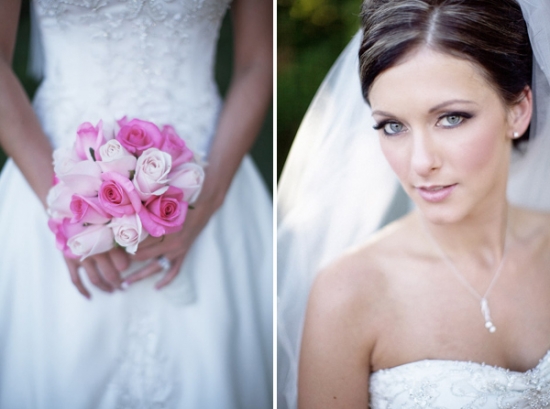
[
  {"xmin": 133, "ymin": 148, "xmax": 172, "ymax": 200},
  {"xmin": 109, "ymin": 214, "xmax": 148, "ymax": 254}
]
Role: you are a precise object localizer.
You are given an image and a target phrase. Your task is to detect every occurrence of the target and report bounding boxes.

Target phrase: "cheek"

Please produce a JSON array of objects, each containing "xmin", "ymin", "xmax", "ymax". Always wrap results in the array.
[
  {"xmin": 453, "ymin": 121, "xmax": 505, "ymax": 177},
  {"xmin": 379, "ymin": 138, "xmax": 410, "ymax": 181}
]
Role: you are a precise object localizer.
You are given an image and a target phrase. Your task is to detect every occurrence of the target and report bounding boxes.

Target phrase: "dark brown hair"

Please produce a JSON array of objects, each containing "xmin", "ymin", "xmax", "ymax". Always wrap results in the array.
[{"xmin": 359, "ymin": 0, "xmax": 532, "ymax": 144}]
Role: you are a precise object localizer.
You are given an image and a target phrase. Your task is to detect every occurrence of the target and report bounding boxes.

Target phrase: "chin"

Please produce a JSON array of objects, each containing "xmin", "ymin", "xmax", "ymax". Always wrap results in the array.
[{"xmin": 414, "ymin": 199, "xmax": 470, "ymax": 226}]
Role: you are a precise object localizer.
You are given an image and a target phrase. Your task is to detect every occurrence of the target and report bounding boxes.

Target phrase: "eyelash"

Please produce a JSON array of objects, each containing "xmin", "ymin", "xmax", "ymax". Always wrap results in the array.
[{"xmin": 372, "ymin": 112, "xmax": 474, "ymax": 136}]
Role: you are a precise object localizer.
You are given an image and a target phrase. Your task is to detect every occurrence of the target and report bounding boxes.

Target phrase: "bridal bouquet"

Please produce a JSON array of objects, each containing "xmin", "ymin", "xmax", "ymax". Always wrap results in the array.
[{"xmin": 47, "ymin": 117, "xmax": 205, "ymax": 260}]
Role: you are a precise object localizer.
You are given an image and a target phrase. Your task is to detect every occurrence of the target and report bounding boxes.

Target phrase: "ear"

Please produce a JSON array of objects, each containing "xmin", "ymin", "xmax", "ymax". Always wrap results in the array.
[{"xmin": 507, "ymin": 86, "xmax": 533, "ymax": 139}]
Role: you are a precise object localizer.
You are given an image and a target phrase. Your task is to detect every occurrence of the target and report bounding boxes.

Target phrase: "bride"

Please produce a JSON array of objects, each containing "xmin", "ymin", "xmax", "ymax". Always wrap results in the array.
[
  {"xmin": 278, "ymin": 0, "xmax": 550, "ymax": 407},
  {"xmin": 0, "ymin": 0, "xmax": 272, "ymax": 408}
]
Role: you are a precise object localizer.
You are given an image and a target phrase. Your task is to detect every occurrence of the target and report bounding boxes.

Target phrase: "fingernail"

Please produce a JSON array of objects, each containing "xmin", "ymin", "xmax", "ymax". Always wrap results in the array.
[{"xmin": 121, "ymin": 281, "xmax": 129, "ymax": 290}]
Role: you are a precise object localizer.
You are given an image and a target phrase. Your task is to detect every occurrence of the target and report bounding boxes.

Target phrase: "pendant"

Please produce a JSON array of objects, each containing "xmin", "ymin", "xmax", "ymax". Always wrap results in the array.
[{"xmin": 480, "ymin": 298, "xmax": 496, "ymax": 333}]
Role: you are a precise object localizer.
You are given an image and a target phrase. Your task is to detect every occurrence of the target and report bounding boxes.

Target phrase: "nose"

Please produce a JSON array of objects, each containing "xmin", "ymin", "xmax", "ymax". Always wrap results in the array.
[{"xmin": 410, "ymin": 131, "xmax": 440, "ymax": 177}]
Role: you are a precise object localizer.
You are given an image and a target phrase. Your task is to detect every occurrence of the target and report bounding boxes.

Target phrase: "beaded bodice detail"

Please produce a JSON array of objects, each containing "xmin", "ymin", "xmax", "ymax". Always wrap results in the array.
[
  {"xmin": 32, "ymin": 0, "xmax": 231, "ymax": 158},
  {"xmin": 369, "ymin": 350, "xmax": 550, "ymax": 408}
]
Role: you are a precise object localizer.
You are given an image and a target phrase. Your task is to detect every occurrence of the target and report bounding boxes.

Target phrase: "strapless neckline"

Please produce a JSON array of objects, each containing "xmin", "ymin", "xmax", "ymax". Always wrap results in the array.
[
  {"xmin": 372, "ymin": 348, "xmax": 550, "ymax": 376},
  {"xmin": 369, "ymin": 348, "xmax": 550, "ymax": 408}
]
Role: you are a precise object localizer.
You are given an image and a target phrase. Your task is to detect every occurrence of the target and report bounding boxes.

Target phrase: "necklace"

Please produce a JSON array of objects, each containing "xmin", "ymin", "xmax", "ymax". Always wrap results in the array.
[{"xmin": 423, "ymin": 223, "xmax": 508, "ymax": 333}]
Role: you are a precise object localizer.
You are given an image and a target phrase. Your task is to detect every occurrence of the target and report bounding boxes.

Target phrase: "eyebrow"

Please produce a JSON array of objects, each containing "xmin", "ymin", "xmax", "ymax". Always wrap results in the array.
[{"xmin": 372, "ymin": 99, "xmax": 478, "ymax": 117}]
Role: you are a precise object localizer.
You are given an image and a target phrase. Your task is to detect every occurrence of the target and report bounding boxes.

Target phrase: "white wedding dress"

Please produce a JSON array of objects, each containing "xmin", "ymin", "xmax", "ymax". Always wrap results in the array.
[
  {"xmin": 369, "ymin": 352, "xmax": 550, "ymax": 408},
  {"xmin": 0, "ymin": 1, "xmax": 272, "ymax": 408}
]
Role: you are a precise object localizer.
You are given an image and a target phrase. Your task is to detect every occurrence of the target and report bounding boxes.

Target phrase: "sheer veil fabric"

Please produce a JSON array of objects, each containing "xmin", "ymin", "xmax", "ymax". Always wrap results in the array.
[{"xmin": 277, "ymin": 1, "xmax": 550, "ymax": 408}]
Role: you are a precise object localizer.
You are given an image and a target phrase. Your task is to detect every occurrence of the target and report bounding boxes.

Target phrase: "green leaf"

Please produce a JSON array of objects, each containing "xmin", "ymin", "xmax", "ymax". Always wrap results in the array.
[{"xmin": 89, "ymin": 147, "xmax": 96, "ymax": 161}]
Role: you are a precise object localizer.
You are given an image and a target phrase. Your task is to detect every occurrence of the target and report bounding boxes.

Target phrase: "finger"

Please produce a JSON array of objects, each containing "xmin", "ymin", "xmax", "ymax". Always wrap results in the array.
[
  {"xmin": 156, "ymin": 254, "xmax": 185, "ymax": 289},
  {"xmin": 94, "ymin": 253, "xmax": 123, "ymax": 289},
  {"xmin": 110, "ymin": 247, "xmax": 131, "ymax": 273},
  {"xmin": 81, "ymin": 259, "xmax": 114, "ymax": 293},
  {"xmin": 65, "ymin": 259, "xmax": 91, "ymax": 299},
  {"xmin": 133, "ymin": 237, "xmax": 174, "ymax": 261},
  {"xmin": 135, "ymin": 235, "xmax": 164, "ymax": 252},
  {"xmin": 122, "ymin": 259, "xmax": 165, "ymax": 287}
]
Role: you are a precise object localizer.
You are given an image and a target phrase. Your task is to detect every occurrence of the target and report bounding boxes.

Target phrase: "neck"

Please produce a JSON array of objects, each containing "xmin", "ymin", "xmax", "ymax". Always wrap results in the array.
[{"xmin": 419, "ymin": 200, "xmax": 512, "ymax": 267}]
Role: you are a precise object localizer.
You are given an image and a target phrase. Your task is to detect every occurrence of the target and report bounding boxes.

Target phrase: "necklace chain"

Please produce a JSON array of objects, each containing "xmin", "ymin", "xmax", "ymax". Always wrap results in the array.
[{"xmin": 423, "ymin": 222, "xmax": 508, "ymax": 333}]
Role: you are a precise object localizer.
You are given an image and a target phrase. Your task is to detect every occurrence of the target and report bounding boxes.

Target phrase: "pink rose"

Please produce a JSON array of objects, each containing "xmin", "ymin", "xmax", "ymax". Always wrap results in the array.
[
  {"xmin": 115, "ymin": 117, "xmax": 164, "ymax": 156},
  {"xmin": 47, "ymin": 182, "xmax": 74, "ymax": 219},
  {"xmin": 97, "ymin": 139, "xmax": 137, "ymax": 177},
  {"xmin": 53, "ymin": 146, "xmax": 82, "ymax": 176},
  {"xmin": 133, "ymin": 148, "xmax": 172, "ymax": 201},
  {"xmin": 169, "ymin": 162, "xmax": 204, "ymax": 204},
  {"xmin": 160, "ymin": 125, "xmax": 194, "ymax": 167},
  {"xmin": 75, "ymin": 121, "xmax": 106, "ymax": 161},
  {"xmin": 98, "ymin": 171, "xmax": 142, "ymax": 217},
  {"xmin": 109, "ymin": 214, "xmax": 148, "ymax": 254},
  {"xmin": 70, "ymin": 195, "xmax": 111, "ymax": 224},
  {"xmin": 48, "ymin": 217, "xmax": 87, "ymax": 259},
  {"xmin": 58, "ymin": 160, "xmax": 102, "ymax": 197},
  {"xmin": 138, "ymin": 186, "xmax": 188, "ymax": 237},
  {"xmin": 67, "ymin": 224, "xmax": 114, "ymax": 260}
]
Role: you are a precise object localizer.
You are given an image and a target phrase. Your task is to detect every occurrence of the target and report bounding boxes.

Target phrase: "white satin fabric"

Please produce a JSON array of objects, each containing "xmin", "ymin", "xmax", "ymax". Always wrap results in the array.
[
  {"xmin": 0, "ymin": 1, "xmax": 272, "ymax": 408},
  {"xmin": 277, "ymin": 0, "xmax": 550, "ymax": 408}
]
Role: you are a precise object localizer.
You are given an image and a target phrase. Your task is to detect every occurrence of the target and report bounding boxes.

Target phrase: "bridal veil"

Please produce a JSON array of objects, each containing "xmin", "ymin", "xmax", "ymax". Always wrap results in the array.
[{"xmin": 277, "ymin": 0, "xmax": 550, "ymax": 407}]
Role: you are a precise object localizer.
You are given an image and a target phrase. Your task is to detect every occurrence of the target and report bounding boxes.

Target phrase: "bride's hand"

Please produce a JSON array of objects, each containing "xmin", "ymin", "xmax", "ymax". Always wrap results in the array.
[
  {"xmin": 64, "ymin": 247, "xmax": 131, "ymax": 299},
  {"xmin": 123, "ymin": 183, "xmax": 223, "ymax": 289}
]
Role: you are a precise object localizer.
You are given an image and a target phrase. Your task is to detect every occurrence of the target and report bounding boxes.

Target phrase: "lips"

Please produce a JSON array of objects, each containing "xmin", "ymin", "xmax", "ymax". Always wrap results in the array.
[{"xmin": 415, "ymin": 184, "xmax": 457, "ymax": 203}]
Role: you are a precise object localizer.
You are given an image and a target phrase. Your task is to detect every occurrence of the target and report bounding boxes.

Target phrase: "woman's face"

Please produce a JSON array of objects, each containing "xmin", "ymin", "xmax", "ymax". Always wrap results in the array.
[{"xmin": 369, "ymin": 47, "xmax": 523, "ymax": 224}]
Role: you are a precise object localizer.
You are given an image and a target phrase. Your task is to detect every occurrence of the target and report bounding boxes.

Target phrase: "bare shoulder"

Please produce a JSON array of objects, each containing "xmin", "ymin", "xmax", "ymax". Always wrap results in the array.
[{"xmin": 308, "ymin": 212, "xmax": 417, "ymax": 328}]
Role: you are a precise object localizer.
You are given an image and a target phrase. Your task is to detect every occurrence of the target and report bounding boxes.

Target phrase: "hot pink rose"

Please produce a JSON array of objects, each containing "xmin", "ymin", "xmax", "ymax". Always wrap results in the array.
[
  {"xmin": 115, "ymin": 117, "xmax": 164, "ymax": 156},
  {"xmin": 98, "ymin": 171, "xmax": 142, "ymax": 217},
  {"xmin": 160, "ymin": 125, "xmax": 194, "ymax": 167},
  {"xmin": 70, "ymin": 195, "xmax": 111, "ymax": 224},
  {"xmin": 169, "ymin": 162, "xmax": 204, "ymax": 203},
  {"xmin": 58, "ymin": 160, "xmax": 102, "ymax": 197},
  {"xmin": 75, "ymin": 121, "xmax": 106, "ymax": 161},
  {"xmin": 138, "ymin": 186, "xmax": 188, "ymax": 237},
  {"xmin": 97, "ymin": 139, "xmax": 137, "ymax": 177},
  {"xmin": 67, "ymin": 224, "xmax": 114, "ymax": 260}
]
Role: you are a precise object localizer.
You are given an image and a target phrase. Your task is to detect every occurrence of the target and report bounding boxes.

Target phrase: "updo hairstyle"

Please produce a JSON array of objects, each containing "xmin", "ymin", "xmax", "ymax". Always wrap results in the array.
[{"xmin": 359, "ymin": 0, "xmax": 533, "ymax": 145}]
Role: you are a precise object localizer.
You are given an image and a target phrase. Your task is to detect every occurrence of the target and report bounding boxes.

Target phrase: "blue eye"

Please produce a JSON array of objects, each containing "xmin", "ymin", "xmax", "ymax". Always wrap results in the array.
[
  {"xmin": 373, "ymin": 121, "xmax": 406, "ymax": 136},
  {"xmin": 437, "ymin": 112, "xmax": 472, "ymax": 128}
]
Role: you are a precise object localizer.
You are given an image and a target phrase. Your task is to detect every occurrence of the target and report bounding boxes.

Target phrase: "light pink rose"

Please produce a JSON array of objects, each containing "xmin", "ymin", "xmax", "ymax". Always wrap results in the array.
[
  {"xmin": 138, "ymin": 186, "xmax": 188, "ymax": 237},
  {"xmin": 115, "ymin": 117, "xmax": 164, "ymax": 156},
  {"xmin": 169, "ymin": 162, "xmax": 204, "ymax": 203},
  {"xmin": 70, "ymin": 195, "xmax": 111, "ymax": 224},
  {"xmin": 47, "ymin": 182, "xmax": 74, "ymax": 219},
  {"xmin": 67, "ymin": 224, "xmax": 114, "ymax": 260},
  {"xmin": 58, "ymin": 160, "xmax": 102, "ymax": 197},
  {"xmin": 109, "ymin": 214, "xmax": 148, "ymax": 254},
  {"xmin": 98, "ymin": 171, "xmax": 142, "ymax": 217},
  {"xmin": 75, "ymin": 121, "xmax": 106, "ymax": 161},
  {"xmin": 97, "ymin": 139, "xmax": 137, "ymax": 177},
  {"xmin": 53, "ymin": 146, "xmax": 82, "ymax": 177},
  {"xmin": 160, "ymin": 125, "xmax": 194, "ymax": 167},
  {"xmin": 133, "ymin": 148, "xmax": 172, "ymax": 200}
]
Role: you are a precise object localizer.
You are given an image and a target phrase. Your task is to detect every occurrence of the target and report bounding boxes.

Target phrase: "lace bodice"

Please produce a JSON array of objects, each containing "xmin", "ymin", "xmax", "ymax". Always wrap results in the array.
[
  {"xmin": 369, "ymin": 351, "xmax": 550, "ymax": 408},
  {"xmin": 32, "ymin": 0, "xmax": 231, "ymax": 158}
]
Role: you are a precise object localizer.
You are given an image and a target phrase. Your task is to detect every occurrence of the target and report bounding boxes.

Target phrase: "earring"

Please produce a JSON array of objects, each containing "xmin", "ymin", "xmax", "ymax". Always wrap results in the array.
[{"xmin": 513, "ymin": 131, "xmax": 520, "ymax": 139}]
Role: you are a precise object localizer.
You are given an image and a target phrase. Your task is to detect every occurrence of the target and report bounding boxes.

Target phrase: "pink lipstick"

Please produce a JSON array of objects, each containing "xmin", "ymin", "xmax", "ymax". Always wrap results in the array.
[{"xmin": 416, "ymin": 184, "xmax": 457, "ymax": 203}]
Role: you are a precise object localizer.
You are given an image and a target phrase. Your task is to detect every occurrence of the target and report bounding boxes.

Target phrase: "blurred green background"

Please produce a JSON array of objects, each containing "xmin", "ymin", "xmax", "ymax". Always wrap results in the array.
[
  {"xmin": 0, "ymin": 2, "xmax": 273, "ymax": 191},
  {"xmin": 277, "ymin": 0, "xmax": 361, "ymax": 178}
]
